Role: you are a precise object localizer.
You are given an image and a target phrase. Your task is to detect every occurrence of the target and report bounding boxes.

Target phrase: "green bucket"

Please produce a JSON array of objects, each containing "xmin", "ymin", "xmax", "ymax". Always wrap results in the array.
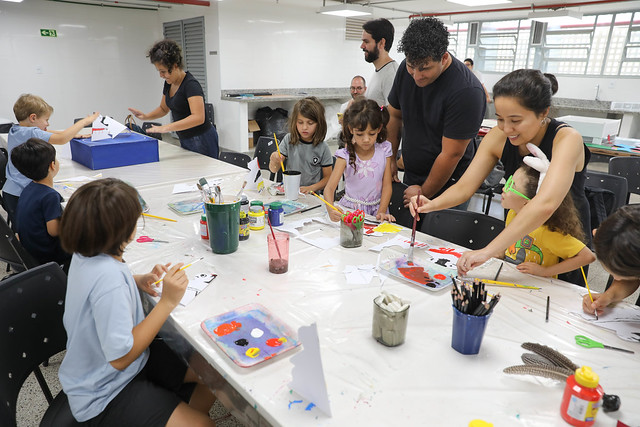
[{"xmin": 205, "ymin": 199, "xmax": 240, "ymax": 254}]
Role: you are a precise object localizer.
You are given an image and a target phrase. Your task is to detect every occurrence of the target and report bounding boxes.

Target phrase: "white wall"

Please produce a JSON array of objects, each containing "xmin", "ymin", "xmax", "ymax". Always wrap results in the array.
[{"xmin": 0, "ymin": 0, "xmax": 164, "ymax": 129}]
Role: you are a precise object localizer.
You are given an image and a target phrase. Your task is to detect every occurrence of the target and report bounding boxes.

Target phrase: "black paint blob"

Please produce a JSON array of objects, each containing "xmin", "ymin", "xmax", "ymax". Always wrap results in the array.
[{"xmin": 234, "ymin": 338, "xmax": 249, "ymax": 347}]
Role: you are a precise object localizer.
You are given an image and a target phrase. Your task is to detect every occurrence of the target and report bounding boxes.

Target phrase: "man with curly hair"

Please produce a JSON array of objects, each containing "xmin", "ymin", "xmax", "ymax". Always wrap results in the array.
[{"xmin": 387, "ymin": 18, "xmax": 486, "ymax": 209}]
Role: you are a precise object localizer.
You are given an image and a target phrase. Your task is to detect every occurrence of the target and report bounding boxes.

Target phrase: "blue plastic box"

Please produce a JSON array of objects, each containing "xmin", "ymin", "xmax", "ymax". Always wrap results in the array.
[{"xmin": 70, "ymin": 133, "xmax": 159, "ymax": 170}]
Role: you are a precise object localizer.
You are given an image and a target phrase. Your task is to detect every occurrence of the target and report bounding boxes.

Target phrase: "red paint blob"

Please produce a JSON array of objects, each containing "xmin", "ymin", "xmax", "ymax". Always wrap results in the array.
[
  {"xmin": 214, "ymin": 320, "xmax": 242, "ymax": 336},
  {"xmin": 398, "ymin": 267, "xmax": 436, "ymax": 287},
  {"xmin": 266, "ymin": 338, "xmax": 284, "ymax": 347},
  {"xmin": 434, "ymin": 273, "xmax": 446, "ymax": 280}
]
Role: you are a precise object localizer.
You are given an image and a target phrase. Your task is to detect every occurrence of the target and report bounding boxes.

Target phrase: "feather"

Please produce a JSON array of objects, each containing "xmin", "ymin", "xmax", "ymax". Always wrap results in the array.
[
  {"xmin": 521, "ymin": 352, "xmax": 555, "ymax": 367},
  {"xmin": 521, "ymin": 342, "xmax": 579, "ymax": 371},
  {"xmin": 504, "ymin": 365, "xmax": 572, "ymax": 382}
]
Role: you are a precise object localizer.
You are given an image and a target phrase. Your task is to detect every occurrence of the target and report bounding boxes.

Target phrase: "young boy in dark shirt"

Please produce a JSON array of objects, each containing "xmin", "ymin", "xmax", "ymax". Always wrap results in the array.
[{"xmin": 11, "ymin": 137, "xmax": 70, "ymax": 271}]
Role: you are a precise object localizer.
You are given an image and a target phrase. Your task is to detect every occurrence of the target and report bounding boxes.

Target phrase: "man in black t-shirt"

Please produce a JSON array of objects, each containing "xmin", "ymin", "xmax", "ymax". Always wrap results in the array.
[{"xmin": 387, "ymin": 18, "xmax": 486, "ymax": 208}]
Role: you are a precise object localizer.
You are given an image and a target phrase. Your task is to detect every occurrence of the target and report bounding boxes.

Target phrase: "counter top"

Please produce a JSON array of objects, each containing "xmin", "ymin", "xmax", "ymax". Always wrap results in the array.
[
  {"xmin": 552, "ymin": 97, "xmax": 640, "ymax": 115},
  {"xmin": 221, "ymin": 88, "xmax": 350, "ymax": 103}
]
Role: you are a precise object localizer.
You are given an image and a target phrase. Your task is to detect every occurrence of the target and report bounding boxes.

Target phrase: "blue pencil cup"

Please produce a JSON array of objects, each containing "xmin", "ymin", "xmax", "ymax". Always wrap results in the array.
[{"xmin": 451, "ymin": 305, "xmax": 491, "ymax": 355}]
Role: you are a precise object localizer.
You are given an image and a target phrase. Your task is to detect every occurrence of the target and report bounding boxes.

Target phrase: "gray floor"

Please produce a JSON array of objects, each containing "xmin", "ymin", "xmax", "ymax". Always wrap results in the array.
[{"xmin": 11, "ymin": 146, "xmax": 638, "ymax": 426}]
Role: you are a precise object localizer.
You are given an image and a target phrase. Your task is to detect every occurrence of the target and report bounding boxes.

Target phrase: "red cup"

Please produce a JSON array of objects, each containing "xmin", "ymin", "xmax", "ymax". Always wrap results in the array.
[{"xmin": 267, "ymin": 232, "xmax": 289, "ymax": 274}]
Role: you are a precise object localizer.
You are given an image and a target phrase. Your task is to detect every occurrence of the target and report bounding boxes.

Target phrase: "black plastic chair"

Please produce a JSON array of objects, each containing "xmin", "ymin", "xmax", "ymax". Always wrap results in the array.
[
  {"xmin": 388, "ymin": 181, "xmax": 414, "ymax": 229},
  {"xmin": 0, "ymin": 148, "xmax": 8, "ymax": 222},
  {"xmin": 0, "ymin": 214, "xmax": 39, "ymax": 273},
  {"xmin": 585, "ymin": 170, "xmax": 628, "ymax": 219},
  {"xmin": 219, "ymin": 151, "xmax": 252, "ymax": 169},
  {"xmin": 608, "ymin": 156, "xmax": 640, "ymax": 204},
  {"xmin": 253, "ymin": 136, "xmax": 282, "ymax": 182},
  {"xmin": 420, "ymin": 209, "xmax": 505, "ymax": 250},
  {"xmin": 0, "ymin": 262, "xmax": 78, "ymax": 427}
]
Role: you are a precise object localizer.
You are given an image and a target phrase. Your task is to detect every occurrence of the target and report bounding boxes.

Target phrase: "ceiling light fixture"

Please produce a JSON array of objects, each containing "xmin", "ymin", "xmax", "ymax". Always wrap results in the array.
[
  {"xmin": 318, "ymin": 1, "xmax": 373, "ymax": 17},
  {"xmin": 0, "ymin": 0, "xmax": 24, "ymax": 3},
  {"xmin": 528, "ymin": 9, "xmax": 583, "ymax": 23},
  {"xmin": 446, "ymin": 0, "xmax": 511, "ymax": 7}
]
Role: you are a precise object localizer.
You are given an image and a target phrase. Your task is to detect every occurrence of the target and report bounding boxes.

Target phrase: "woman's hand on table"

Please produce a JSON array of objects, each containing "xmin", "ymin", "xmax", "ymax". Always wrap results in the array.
[
  {"xmin": 136, "ymin": 263, "xmax": 170, "ymax": 297},
  {"xmin": 457, "ymin": 249, "xmax": 493, "ymax": 276},
  {"xmin": 146, "ymin": 124, "xmax": 167, "ymax": 134}
]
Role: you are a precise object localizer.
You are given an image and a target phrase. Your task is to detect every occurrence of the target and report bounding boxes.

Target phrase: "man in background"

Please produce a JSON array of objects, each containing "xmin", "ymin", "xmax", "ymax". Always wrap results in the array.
[{"xmin": 361, "ymin": 18, "xmax": 398, "ymax": 106}]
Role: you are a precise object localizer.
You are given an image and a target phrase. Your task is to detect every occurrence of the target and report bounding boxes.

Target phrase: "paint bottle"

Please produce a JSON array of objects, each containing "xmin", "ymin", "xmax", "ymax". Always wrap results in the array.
[
  {"xmin": 239, "ymin": 211, "xmax": 250, "ymax": 241},
  {"xmin": 560, "ymin": 366, "xmax": 604, "ymax": 426},
  {"xmin": 268, "ymin": 201, "xmax": 284, "ymax": 227},
  {"xmin": 248, "ymin": 206, "xmax": 265, "ymax": 231},
  {"xmin": 240, "ymin": 195, "xmax": 249, "ymax": 214},
  {"xmin": 200, "ymin": 215, "xmax": 209, "ymax": 240}
]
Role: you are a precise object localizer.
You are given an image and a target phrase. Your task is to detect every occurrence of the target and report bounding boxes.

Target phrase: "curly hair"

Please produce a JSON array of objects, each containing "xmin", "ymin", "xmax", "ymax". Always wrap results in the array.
[
  {"xmin": 341, "ymin": 98, "xmax": 390, "ymax": 173},
  {"xmin": 288, "ymin": 97, "xmax": 327, "ymax": 146},
  {"xmin": 519, "ymin": 165, "xmax": 585, "ymax": 242},
  {"xmin": 594, "ymin": 204, "xmax": 640, "ymax": 278},
  {"xmin": 147, "ymin": 39, "xmax": 184, "ymax": 71},
  {"xmin": 493, "ymin": 69, "xmax": 552, "ymax": 116},
  {"xmin": 397, "ymin": 17, "xmax": 449, "ymax": 65}
]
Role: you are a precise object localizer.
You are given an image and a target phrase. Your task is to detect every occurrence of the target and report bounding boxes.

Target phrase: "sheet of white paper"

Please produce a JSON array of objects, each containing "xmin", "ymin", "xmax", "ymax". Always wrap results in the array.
[
  {"xmin": 369, "ymin": 234, "xmax": 429, "ymax": 252},
  {"xmin": 55, "ymin": 176, "xmax": 93, "ymax": 183},
  {"xmin": 275, "ymin": 216, "xmax": 333, "ymax": 236},
  {"xmin": 343, "ymin": 264, "xmax": 377, "ymax": 285},
  {"xmin": 571, "ymin": 305, "xmax": 640, "ymax": 342},
  {"xmin": 156, "ymin": 273, "xmax": 216, "ymax": 306},
  {"xmin": 173, "ymin": 183, "xmax": 198, "ymax": 194},
  {"xmin": 289, "ymin": 323, "xmax": 332, "ymax": 417},
  {"xmin": 91, "ymin": 115, "xmax": 127, "ymax": 141},
  {"xmin": 245, "ymin": 158, "xmax": 265, "ymax": 192},
  {"xmin": 299, "ymin": 235, "xmax": 340, "ymax": 250},
  {"xmin": 101, "ymin": 115, "xmax": 127, "ymax": 137}
]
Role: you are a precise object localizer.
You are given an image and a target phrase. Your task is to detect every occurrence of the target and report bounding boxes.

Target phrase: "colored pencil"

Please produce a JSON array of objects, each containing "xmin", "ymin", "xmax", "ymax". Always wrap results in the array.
[
  {"xmin": 474, "ymin": 278, "xmax": 540, "ymax": 290},
  {"xmin": 545, "ymin": 296, "xmax": 550, "ymax": 322},
  {"xmin": 494, "ymin": 263, "xmax": 503, "ymax": 281},
  {"xmin": 310, "ymin": 191, "xmax": 341, "ymax": 212},
  {"xmin": 273, "ymin": 133, "xmax": 286, "ymax": 173},
  {"xmin": 581, "ymin": 266, "xmax": 598, "ymax": 320},
  {"xmin": 142, "ymin": 212, "xmax": 177, "ymax": 222},
  {"xmin": 152, "ymin": 257, "xmax": 204, "ymax": 286}
]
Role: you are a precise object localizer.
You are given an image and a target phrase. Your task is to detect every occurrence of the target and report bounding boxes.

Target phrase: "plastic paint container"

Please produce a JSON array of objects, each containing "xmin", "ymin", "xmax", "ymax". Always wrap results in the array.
[
  {"xmin": 560, "ymin": 366, "xmax": 604, "ymax": 426},
  {"xmin": 240, "ymin": 195, "xmax": 249, "ymax": 214},
  {"xmin": 268, "ymin": 201, "xmax": 284, "ymax": 227},
  {"xmin": 239, "ymin": 211, "xmax": 250, "ymax": 241},
  {"xmin": 248, "ymin": 206, "xmax": 265, "ymax": 231},
  {"xmin": 200, "ymin": 215, "xmax": 209, "ymax": 240}
]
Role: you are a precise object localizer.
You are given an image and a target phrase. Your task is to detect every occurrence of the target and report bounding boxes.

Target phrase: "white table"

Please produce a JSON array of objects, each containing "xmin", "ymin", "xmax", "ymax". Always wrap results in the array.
[{"xmin": 121, "ymin": 175, "xmax": 640, "ymax": 427}]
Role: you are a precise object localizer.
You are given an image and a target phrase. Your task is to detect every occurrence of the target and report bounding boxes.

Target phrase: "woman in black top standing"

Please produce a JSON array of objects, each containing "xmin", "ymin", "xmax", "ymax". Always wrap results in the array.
[
  {"xmin": 129, "ymin": 39, "xmax": 219, "ymax": 158},
  {"xmin": 410, "ymin": 69, "xmax": 590, "ymax": 284}
]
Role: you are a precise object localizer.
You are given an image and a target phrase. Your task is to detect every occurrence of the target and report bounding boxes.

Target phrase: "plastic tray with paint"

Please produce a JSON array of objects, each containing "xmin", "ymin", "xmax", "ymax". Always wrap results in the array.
[
  {"xmin": 379, "ymin": 256, "xmax": 453, "ymax": 292},
  {"xmin": 201, "ymin": 303, "xmax": 300, "ymax": 368}
]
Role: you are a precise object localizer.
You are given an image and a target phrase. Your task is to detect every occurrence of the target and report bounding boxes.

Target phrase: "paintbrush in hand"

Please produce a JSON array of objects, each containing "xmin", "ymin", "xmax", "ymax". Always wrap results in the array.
[{"xmin": 407, "ymin": 196, "xmax": 421, "ymax": 264}]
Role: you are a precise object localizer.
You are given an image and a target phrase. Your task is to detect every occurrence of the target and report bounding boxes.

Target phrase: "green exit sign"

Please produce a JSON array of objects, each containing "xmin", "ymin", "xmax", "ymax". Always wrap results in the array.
[{"xmin": 40, "ymin": 29, "xmax": 57, "ymax": 37}]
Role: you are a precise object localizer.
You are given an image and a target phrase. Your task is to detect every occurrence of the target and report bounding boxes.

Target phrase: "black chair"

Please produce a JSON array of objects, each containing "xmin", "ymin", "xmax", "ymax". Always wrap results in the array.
[
  {"xmin": 0, "ymin": 214, "xmax": 39, "ymax": 273},
  {"xmin": 205, "ymin": 102, "xmax": 215, "ymax": 128},
  {"xmin": 0, "ymin": 262, "xmax": 78, "ymax": 427},
  {"xmin": 219, "ymin": 151, "xmax": 252, "ymax": 169},
  {"xmin": 0, "ymin": 148, "xmax": 8, "ymax": 222},
  {"xmin": 608, "ymin": 156, "xmax": 640, "ymax": 204},
  {"xmin": 253, "ymin": 136, "xmax": 282, "ymax": 182},
  {"xmin": 388, "ymin": 181, "xmax": 414, "ymax": 229},
  {"xmin": 585, "ymin": 170, "xmax": 628, "ymax": 229},
  {"xmin": 420, "ymin": 209, "xmax": 505, "ymax": 250}
]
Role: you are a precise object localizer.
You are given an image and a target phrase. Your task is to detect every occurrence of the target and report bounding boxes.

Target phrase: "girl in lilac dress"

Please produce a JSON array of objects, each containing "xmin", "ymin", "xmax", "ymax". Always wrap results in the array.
[{"xmin": 324, "ymin": 98, "xmax": 395, "ymax": 222}]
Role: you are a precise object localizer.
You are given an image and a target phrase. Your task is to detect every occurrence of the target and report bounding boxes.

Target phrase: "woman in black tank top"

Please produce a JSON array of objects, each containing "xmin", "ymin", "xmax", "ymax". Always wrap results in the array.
[{"xmin": 409, "ymin": 69, "xmax": 591, "ymax": 284}]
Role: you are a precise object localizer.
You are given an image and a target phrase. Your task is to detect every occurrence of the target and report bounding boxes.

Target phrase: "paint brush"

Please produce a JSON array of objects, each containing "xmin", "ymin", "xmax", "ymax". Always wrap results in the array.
[
  {"xmin": 310, "ymin": 191, "xmax": 341, "ymax": 212},
  {"xmin": 581, "ymin": 266, "xmax": 598, "ymax": 320},
  {"xmin": 407, "ymin": 196, "xmax": 421, "ymax": 264},
  {"xmin": 474, "ymin": 278, "xmax": 540, "ymax": 290},
  {"xmin": 264, "ymin": 207, "xmax": 282, "ymax": 260},
  {"xmin": 152, "ymin": 257, "xmax": 204, "ymax": 286},
  {"xmin": 142, "ymin": 212, "xmax": 177, "ymax": 222},
  {"xmin": 494, "ymin": 263, "xmax": 503, "ymax": 281},
  {"xmin": 545, "ymin": 296, "xmax": 550, "ymax": 323},
  {"xmin": 273, "ymin": 132, "xmax": 286, "ymax": 174},
  {"xmin": 236, "ymin": 181, "xmax": 247, "ymax": 198}
]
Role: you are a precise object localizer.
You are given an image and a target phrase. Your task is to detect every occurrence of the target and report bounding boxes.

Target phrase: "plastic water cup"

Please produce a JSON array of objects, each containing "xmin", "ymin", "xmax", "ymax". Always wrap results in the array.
[
  {"xmin": 283, "ymin": 171, "xmax": 301, "ymax": 200},
  {"xmin": 340, "ymin": 219, "xmax": 363, "ymax": 248},
  {"xmin": 267, "ymin": 232, "xmax": 289, "ymax": 274},
  {"xmin": 451, "ymin": 305, "xmax": 491, "ymax": 355},
  {"xmin": 372, "ymin": 297, "xmax": 409, "ymax": 347}
]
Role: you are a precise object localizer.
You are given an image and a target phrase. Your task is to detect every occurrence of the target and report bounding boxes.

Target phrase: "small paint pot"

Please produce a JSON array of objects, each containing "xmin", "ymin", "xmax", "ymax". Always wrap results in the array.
[
  {"xmin": 451, "ymin": 305, "xmax": 491, "ymax": 355},
  {"xmin": 372, "ymin": 296, "xmax": 409, "ymax": 347},
  {"xmin": 268, "ymin": 201, "xmax": 284, "ymax": 226}
]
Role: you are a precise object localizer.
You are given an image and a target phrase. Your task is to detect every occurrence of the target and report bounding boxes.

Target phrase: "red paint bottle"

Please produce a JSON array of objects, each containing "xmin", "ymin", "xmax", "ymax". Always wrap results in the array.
[
  {"xmin": 200, "ymin": 215, "xmax": 209, "ymax": 240},
  {"xmin": 560, "ymin": 366, "xmax": 604, "ymax": 426}
]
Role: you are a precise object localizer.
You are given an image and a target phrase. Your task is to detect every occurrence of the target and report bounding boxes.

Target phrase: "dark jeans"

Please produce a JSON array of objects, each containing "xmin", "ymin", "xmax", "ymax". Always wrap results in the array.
[{"xmin": 179, "ymin": 126, "xmax": 219, "ymax": 159}]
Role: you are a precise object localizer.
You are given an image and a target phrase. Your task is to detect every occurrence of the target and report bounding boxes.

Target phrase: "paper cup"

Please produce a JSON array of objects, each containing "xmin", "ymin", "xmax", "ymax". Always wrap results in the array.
[{"xmin": 283, "ymin": 170, "xmax": 301, "ymax": 200}]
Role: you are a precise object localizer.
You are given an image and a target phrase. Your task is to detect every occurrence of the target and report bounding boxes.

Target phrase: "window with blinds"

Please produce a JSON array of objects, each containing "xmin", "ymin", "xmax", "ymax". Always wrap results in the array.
[{"xmin": 163, "ymin": 17, "xmax": 208, "ymax": 100}]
